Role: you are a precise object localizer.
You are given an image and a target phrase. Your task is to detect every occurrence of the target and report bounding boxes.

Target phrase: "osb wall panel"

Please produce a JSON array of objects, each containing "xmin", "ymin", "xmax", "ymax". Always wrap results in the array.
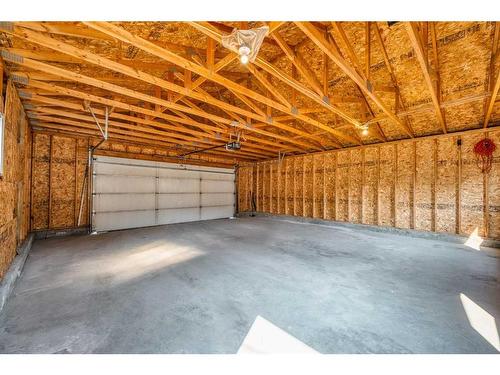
[
  {"xmin": 461, "ymin": 133, "xmax": 485, "ymax": 236},
  {"xmin": 31, "ymin": 133, "xmax": 50, "ymax": 229},
  {"xmin": 294, "ymin": 157, "xmax": 303, "ymax": 216},
  {"xmin": 278, "ymin": 160, "xmax": 286, "ymax": 215},
  {"xmin": 285, "ymin": 158, "xmax": 294, "ymax": 216},
  {"xmin": 324, "ymin": 153, "xmax": 336, "ymax": 220},
  {"xmin": 262, "ymin": 162, "xmax": 270, "ymax": 213},
  {"xmin": 363, "ymin": 148, "xmax": 378, "ymax": 225},
  {"xmin": 436, "ymin": 137, "xmax": 458, "ymax": 234},
  {"xmin": 488, "ymin": 131, "xmax": 500, "ymax": 239},
  {"xmin": 336, "ymin": 151, "xmax": 349, "ymax": 221},
  {"xmin": 31, "ymin": 131, "xmax": 88, "ymax": 231},
  {"xmin": 415, "ymin": 140, "xmax": 434, "ymax": 231},
  {"xmin": 349, "ymin": 150, "xmax": 362, "ymax": 223},
  {"xmin": 395, "ymin": 143, "xmax": 413, "ymax": 229},
  {"xmin": 303, "ymin": 156, "xmax": 313, "ymax": 218},
  {"xmin": 379, "ymin": 145, "xmax": 396, "ymax": 227},
  {"xmin": 0, "ymin": 81, "xmax": 31, "ymax": 280},
  {"xmin": 271, "ymin": 161, "xmax": 278, "ymax": 214},
  {"xmin": 238, "ymin": 128, "xmax": 500, "ymax": 240},
  {"xmin": 313, "ymin": 155, "xmax": 324, "ymax": 219}
]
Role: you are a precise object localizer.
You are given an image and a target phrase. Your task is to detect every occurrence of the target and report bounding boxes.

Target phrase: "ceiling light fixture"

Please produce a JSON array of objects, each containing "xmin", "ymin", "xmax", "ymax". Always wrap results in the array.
[
  {"xmin": 238, "ymin": 45, "xmax": 251, "ymax": 64},
  {"xmin": 360, "ymin": 124, "xmax": 369, "ymax": 136}
]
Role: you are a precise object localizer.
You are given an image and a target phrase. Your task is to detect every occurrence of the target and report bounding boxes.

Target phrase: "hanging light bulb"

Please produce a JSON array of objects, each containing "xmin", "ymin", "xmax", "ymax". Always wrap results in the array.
[
  {"xmin": 361, "ymin": 124, "xmax": 369, "ymax": 136},
  {"xmin": 238, "ymin": 45, "xmax": 251, "ymax": 64}
]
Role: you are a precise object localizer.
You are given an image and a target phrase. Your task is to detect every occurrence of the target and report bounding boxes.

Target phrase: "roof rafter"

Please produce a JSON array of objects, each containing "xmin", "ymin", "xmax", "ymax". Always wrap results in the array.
[
  {"xmin": 405, "ymin": 22, "xmax": 447, "ymax": 134},
  {"xmin": 27, "ymin": 94, "xmax": 277, "ymax": 157},
  {"xmin": 85, "ymin": 21, "xmax": 356, "ymax": 146},
  {"xmin": 189, "ymin": 21, "xmax": 362, "ymax": 145},
  {"xmin": 484, "ymin": 21, "xmax": 500, "ymax": 128},
  {"xmin": 20, "ymin": 78, "xmax": 314, "ymax": 152},
  {"xmin": 295, "ymin": 21, "xmax": 414, "ymax": 138},
  {"xmin": 2, "ymin": 24, "xmax": 326, "ymax": 149}
]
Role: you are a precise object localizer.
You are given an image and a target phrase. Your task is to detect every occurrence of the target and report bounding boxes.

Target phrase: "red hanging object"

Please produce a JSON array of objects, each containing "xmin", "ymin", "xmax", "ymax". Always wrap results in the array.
[{"xmin": 473, "ymin": 138, "xmax": 496, "ymax": 174}]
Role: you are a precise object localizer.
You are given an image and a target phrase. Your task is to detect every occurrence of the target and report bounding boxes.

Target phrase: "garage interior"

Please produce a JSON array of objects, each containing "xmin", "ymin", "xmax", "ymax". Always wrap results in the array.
[{"xmin": 0, "ymin": 21, "xmax": 499, "ymax": 354}]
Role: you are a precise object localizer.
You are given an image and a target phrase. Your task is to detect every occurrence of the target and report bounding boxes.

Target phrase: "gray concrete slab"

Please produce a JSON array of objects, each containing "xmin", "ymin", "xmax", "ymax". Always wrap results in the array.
[{"xmin": 0, "ymin": 216, "xmax": 498, "ymax": 354}]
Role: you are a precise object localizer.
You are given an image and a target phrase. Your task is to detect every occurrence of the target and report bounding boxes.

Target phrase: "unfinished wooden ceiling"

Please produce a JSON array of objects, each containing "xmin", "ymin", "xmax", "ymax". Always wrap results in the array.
[{"xmin": 0, "ymin": 21, "xmax": 499, "ymax": 164}]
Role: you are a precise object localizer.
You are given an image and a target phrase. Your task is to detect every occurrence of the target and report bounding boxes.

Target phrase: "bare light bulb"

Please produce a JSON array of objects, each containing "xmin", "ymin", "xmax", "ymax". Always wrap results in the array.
[
  {"xmin": 238, "ymin": 45, "xmax": 251, "ymax": 65},
  {"xmin": 240, "ymin": 54, "xmax": 249, "ymax": 64},
  {"xmin": 361, "ymin": 125, "xmax": 369, "ymax": 136}
]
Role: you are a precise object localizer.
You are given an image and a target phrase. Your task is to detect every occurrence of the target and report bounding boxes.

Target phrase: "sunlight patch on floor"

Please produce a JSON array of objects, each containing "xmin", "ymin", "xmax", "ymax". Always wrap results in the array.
[
  {"xmin": 460, "ymin": 293, "xmax": 500, "ymax": 352},
  {"xmin": 237, "ymin": 315, "xmax": 318, "ymax": 354},
  {"xmin": 464, "ymin": 228, "xmax": 483, "ymax": 251}
]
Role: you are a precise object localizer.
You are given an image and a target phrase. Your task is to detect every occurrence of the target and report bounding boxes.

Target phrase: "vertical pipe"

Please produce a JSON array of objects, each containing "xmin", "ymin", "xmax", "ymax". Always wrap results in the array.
[
  {"xmin": 484, "ymin": 131, "xmax": 490, "ymax": 238},
  {"xmin": 456, "ymin": 136, "xmax": 462, "ymax": 234},
  {"xmin": 47, "ymin": 135, "xmax": 53, "ymax": 230},
  {"xmin": 376, "ymin": 146, "xmax": 380, "ymax": 226},
  {"xmin": 312, "ymin": 155, "xmax": 316, "ymax": 218},
  {"xmin": 361, "ymin": 148, "xmax": 365, "ymax": 224},
  {"xmin": 393, "ymin": 144, "xmax": 397, "ymax": 227},
  {"xmin": 323, "ymin": 154, "xmax": 326, "ymax": 220},
  {"xmin": 412, "ymin": 141, "xmax": 417, "ymax": 229}
]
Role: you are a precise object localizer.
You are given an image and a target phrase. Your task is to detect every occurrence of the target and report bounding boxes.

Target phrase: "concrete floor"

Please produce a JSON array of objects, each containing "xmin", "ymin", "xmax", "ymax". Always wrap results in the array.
[{"xmin": 0, "ymin": 216, "xmax": 499, "ymax": 353}]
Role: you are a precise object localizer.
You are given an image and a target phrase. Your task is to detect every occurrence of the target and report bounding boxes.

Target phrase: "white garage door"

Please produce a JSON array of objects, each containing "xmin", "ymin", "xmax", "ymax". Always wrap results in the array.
[{"xmin": 92, "ymin": 156, "xmax": 235, "ymax": 232}]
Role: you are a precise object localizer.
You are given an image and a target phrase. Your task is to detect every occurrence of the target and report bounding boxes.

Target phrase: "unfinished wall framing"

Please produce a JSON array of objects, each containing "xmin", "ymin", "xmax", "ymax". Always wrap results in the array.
[
  {"xmin": 238, "ymin": 127, "xmax": 500, "ymax": 240},
  {"xmin": 0, "ymin": 80, "xmax": 31, "ymax": 279}
]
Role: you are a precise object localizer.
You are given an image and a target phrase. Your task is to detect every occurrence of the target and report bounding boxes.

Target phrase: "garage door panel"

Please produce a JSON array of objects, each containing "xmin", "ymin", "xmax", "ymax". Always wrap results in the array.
[
  {"xmin": 94, "ymin": 193, "xmax": 155, "ymax": 212},
  {"xmin": 157, "ymin": 208, "xmax": 200, "ymax": 225},
  {"xmin": 94, "ymin": 210, "xmax": 156, "ymax": 231},
  {"xmin": 201, "ymin": 180, "xmax": 234, "ymax": 193},
  {"xmin": 92, "ymin": 156, "xmax": 234, "ymax": 232},
  {"xmin": 158, "ymin": 178, "xmax": 199, "ymax": 193},
  {"xmin": 200, "ymin": 171, "xmax": 234, "ymax": 181},
  {"xmin": 201, "ymin": 205, "xmax": 234, "ymax": 220},
  {"xmin": 95, "ymin": 175, "xmax": 156, "ymax": 194},
  {"xmin": 94, "ymin": 162, "xmax": 156, "ymax": 177},
  {"xmin": 201, "ymin": 193, "xmax": 234, "ymax": 206},
  {"xmin": 158, "ymin": 169, "xmax": 200, "ymax": 179},
  {"xmin": 158, "ymin": 193, "xmax": 200, "ymax": 209}
]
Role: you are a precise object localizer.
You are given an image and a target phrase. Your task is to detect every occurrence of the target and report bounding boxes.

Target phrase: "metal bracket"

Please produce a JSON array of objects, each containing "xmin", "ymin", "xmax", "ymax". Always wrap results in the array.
[
  {"xmin": 86, "ymin": 103, "xmax": 109, "ymax": 141},
  {"xmin": 0, "ymin": 22, "xmax": 14, "ymax": 32},
  {"xmin": 18, "ymin": 91, "xmax": 32, "ymax": 99},
  {"xmin": 366, "ymin": 80, "xmax": 373, "ymax": 93},
  {"xmin": 11, "ymin": 74, "xmax": 29, "ymax": 85},
  {"xmin": 278, "ymin": 151, "xmax": 286, "ymax": 164},
  {"xmin": 0, "ymin": 49, "xmax": 23, "ymax": 64}
]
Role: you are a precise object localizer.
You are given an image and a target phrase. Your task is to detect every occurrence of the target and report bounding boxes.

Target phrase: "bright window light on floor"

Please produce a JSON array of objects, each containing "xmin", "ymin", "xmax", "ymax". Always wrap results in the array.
[
  {"xmin": 464, "ymin": 227, "xmax": 483, "ymax": 251},
  {"xmin": 237, "ymin": 315, "xmax": 318, "ymax": 354},
  {"xmin": 460, "ymin": 293, "xmax": 500, "ymax": 352}
]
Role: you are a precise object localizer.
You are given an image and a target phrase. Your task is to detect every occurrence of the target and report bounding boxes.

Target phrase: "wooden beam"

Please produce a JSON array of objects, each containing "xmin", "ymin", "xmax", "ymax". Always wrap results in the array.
[
  {"xmin": 3, "ymin": 25, "xmax": 324, "ymax": 149},
  {"xmin": 29, "ymin": 106, "xmax": 268, "ymax": 159},
  {"xmin": 245, "ymin": 64, "xmax": 291, "ymax": 108},
  {"xmin": 296, "ymin": 22, "xmax": 414, "ymax": 138},
  {"xmin": 405, "ymin": 22, "xmax": 447, "ymax": 134},
  {"xmin": 24, "ymin": 80, "xmax": 312, "ymax": 155},
  {"xmin": 31, "ymin": 119, "xmax": 259, "ymax": 162},
  {"xmin": 0, "ymin": 58, "xmax": 4, "ymax": 112},
  {"xmin": 187, "ymin": 21, "xmax": 362, "ymax": 144},
  {"xmin": 484, "ymin": 22, "xmax": 500, "ymax": 128},
  {"xmin": 5, "ymin": 57, "xmax": 318, "ymax": 152},
  {"xmin": 326, "ymin": 26, "xmax": 386, "ymax": 141},
  {"xmin": 271, "ymin": 31, "xmax": 324, "ymax": 97},
  {"xmin": 365, "ymin": 22, "xmax": 371, "ymax": 80},
  {"xmin": 83, "ymin": 22, "xmax": 356, "ymax": 145},
  {"xmin": 373, "ymin": 23, "xmax": 413, "ymax": 133}
]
